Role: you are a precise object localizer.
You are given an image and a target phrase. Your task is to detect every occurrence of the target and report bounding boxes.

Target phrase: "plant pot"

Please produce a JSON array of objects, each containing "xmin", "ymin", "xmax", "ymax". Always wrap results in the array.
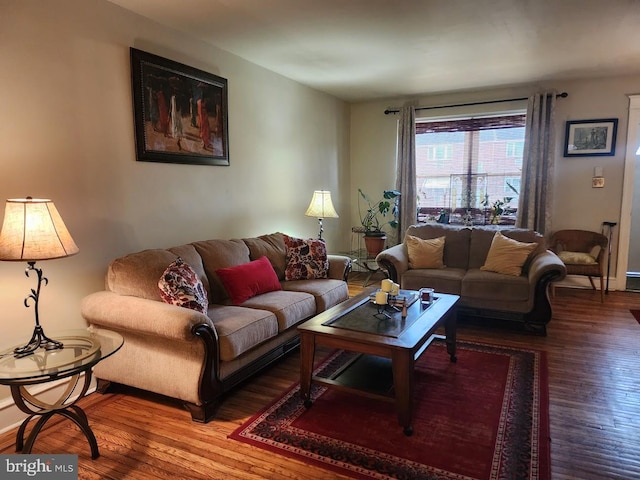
[{"xmin": 363, "ymin": 234, "xmax": 387, "ymax": 258}]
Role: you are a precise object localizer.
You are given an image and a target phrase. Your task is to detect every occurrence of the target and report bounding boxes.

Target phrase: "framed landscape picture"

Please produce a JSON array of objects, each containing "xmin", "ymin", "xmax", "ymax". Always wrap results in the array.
[
  {"xmin": 564, "ymin": 118, "xmax": 617, "ymax": 157},
  {"xmin": 130, "ymin": 48, "xmax": 229, "ymax": 166}
]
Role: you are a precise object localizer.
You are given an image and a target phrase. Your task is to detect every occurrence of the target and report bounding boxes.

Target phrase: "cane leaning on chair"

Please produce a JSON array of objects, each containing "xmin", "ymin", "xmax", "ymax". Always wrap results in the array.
[{"xmin": 548, "ymin": 229, "xmax": 608, "ymax": 302}]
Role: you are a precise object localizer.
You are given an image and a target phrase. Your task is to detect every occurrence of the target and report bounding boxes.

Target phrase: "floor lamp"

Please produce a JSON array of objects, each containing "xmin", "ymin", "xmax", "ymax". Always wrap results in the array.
[
  {"xmin": 0, "ymin": 197, "xmax": 79, "ymax": 357},
  {"xmin": 305, "ymin": 191, "xmax": 339, "ymax": 240}
]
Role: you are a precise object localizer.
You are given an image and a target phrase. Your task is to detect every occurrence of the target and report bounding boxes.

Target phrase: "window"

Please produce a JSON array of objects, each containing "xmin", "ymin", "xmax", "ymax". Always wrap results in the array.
[
  {"xmin": 506, "ymin": 141, "xmax": 524, "ymax": 158},
  {"xmin": 416, "ymin": 114, "xmax": 525, "ymax": 225}
]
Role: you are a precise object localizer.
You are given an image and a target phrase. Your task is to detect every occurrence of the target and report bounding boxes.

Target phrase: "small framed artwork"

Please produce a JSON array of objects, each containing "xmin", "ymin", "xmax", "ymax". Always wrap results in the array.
[
  {"xmin": 130, "ymin": 48, "xmax": 229, "ymax": 166},
  {"xmin": 563, "ymin": 118, "xmax": 618, "ymax": 157}
]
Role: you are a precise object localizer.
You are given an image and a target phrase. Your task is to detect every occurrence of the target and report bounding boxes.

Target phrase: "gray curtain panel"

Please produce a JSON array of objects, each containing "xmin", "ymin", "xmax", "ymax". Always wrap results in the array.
[
  {"xmin": 517, "ymin": 91, "xmax": 557, "ymax": 235},
  {"xmin": 395, "ymin": 103, "xmax": 417, "ymax": 244}
]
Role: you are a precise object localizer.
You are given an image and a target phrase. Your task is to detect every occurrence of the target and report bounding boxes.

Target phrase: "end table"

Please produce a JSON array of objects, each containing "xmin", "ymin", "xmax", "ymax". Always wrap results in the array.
[{"xmin": 0, "ymin": 328, "xmax": 123, "ymax": 459}]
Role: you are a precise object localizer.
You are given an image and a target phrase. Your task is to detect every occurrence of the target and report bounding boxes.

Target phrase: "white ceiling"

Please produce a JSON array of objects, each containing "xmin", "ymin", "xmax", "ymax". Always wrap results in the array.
[{"xmin": 108, "ymin": 0, "xmax": 640, "ymax": 102}]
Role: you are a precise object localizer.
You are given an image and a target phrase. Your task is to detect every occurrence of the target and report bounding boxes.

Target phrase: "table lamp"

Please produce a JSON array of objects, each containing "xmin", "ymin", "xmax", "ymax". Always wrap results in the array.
[
  {"xmin": 0, "ymin": 197, "xmax": 79, "ymax": 357},
  {"xmin": 304, "ymin": 190, "xmax": 339, "ymax": 240}
]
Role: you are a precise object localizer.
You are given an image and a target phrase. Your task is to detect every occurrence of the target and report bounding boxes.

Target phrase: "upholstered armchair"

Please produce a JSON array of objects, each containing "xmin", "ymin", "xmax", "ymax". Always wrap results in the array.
[{"xmin": 548, "ymin": 229, "xmax": 608, "ymax": 302}]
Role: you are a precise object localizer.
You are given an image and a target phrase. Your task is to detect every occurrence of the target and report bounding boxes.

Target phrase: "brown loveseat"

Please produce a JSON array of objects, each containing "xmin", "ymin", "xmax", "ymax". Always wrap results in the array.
[
  {"xmin": 376, "ymin": 224, "xmax": 566, "ymax": 334},
  {"xmin": 81, "ymin": 232, "xmax": 351, "ymax": 422}
]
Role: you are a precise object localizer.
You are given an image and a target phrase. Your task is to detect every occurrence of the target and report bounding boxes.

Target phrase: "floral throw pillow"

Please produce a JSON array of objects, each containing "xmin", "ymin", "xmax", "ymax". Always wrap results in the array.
[
  {"xmin": 283, "ymin": 234, "xmax": 328, "ymax": 281},
  {"xmin": 158, "ymin": 257, "xmax": 208, "ymax": 314}
]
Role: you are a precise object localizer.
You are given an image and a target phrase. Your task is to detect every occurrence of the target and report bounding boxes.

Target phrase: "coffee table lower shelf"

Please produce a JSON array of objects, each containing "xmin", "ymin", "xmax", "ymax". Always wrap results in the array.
[
  {"xmin": 299, "ymin": 291, "xmax": 459, "ymax": 436},
  {"xmin": 311, "ymin": 333, "xmax": 448, "ymax": 400}
]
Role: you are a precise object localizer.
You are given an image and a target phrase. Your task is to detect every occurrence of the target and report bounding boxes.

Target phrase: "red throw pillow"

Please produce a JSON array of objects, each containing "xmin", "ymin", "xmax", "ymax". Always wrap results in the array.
[
  {"xmin": 283, "ymin": 234, "xmax": 328, "ymax": 281},
  {"xmin": 215, "ymin": 256, "xmax": 282, "ymax": 305}
]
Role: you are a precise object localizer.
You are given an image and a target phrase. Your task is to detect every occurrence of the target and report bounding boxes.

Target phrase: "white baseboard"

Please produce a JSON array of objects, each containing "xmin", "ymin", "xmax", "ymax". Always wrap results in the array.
[{"xmin": 554, "ymin": 274, "xmax": 617, "ymax": 291}]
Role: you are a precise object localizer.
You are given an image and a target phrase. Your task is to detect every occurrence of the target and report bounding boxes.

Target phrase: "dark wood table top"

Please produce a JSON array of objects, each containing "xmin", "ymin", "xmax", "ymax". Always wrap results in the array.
[{"xmin": 298, "ymin": 287, "xmax": 459, "ymax": 351}]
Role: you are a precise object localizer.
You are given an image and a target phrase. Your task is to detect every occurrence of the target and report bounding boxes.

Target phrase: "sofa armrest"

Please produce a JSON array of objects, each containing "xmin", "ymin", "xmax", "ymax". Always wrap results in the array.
[
  {"xmin": 527, "ymin": 250, "xmax": 567, "ymax": 285},
  {"xmin": 81, "ymin": 291, "xmax": 214, "ymax": 342},
  {"xmin": 375, "ymin": 244, "xmax": 409, "ymax": 283},
  {"xmin": 327, "ymin": 254, "xmax": 352, "ymax": 281}
]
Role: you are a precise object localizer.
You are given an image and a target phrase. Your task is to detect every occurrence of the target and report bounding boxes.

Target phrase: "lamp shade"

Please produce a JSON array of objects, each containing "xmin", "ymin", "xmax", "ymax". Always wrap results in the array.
[
  {"xmin": 304, "ymin": 191, "xmax": 339, "ymax": 218},
  {"xmin": 0, "ymin": 198, "xmax": 79, "ymax": 261}
]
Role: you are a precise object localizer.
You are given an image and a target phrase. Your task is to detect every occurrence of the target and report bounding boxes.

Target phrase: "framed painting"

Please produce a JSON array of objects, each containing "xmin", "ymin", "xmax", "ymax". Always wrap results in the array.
[
  {"xmin": 563, "ymin": 118, "xmax": 617, "ymax": 157},
  {"xmin": 130, "ymin": 48, "xmax": 229, "ymax": 166}
]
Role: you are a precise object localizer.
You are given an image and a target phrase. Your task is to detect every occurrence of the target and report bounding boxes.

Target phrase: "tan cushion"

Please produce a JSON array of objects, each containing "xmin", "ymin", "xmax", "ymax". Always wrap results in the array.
[
  {"xmin": 107, "ymin": 249, "xmax": 179, "ymax": 301},
  {"xmin": 191, "ymin": 239, "xmax": 251, "ymax": 304},
  {"xmin": 405, "ymin": 224, "xmax": 471, "ymax": 269},
  {"xmin": 558, "ymin": 251, "xmax": 597, "ymax": 265},
  {"xmin": 406, "ymin": 235, "xmax": 445, "ymax": 269},
  {"xmin": 282, "ymin": 278, "xmax": 349, "ymax": 312},
  {"xmin": 243, "ymin": 232, "xmax": 287, "ymax": 280},
  {"xmin": 480, "ymin": 231, "xmax": 537, "ymax": 276},
  {"xmin": 468, "ymin": 227, "xmax": 543, "ymax": 269},
  {"xmin": 241, "ymin": 290, "xmax": 316, "ymax": 331},
  {"xmin": 208, "ymin": 305, "xmax": 279, "ymax": 361}
]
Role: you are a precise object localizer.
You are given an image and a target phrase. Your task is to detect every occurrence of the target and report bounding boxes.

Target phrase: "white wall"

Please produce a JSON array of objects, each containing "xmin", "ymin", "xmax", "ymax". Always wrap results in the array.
[
  {"xmin": 350, "ymin": 78, "xmax": 640, "ymax": 282},
  {"xmin": 0, "ymin": 0, "xmax": 350, "ymax": 410}
]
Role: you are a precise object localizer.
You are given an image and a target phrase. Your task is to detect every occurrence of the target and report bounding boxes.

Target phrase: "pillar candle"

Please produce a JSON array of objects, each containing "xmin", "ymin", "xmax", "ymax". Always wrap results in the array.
[
  {"xmin": 381, "ymin": 279, "xmax": 393, "ymax": 292},
  {"xmin": 375, "ymin": 291, "xmax": 388, "ymax": 305},
  {"xmin": 390, "ymin": 283, "xmax": 400, "ymax": 296}
]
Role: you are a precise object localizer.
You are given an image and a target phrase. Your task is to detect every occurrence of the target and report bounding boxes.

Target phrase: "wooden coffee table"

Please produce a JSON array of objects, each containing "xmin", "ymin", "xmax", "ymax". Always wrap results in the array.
[{"xmin": 298, "ymin": 288, "xmax": 458, "ymax": 435}]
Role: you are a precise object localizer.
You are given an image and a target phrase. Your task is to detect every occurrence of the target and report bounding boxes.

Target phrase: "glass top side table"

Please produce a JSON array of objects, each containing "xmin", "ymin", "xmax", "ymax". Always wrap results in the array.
[{"xmin": 0, "ymin": 328, "xmax": 123, "ymax": 459}]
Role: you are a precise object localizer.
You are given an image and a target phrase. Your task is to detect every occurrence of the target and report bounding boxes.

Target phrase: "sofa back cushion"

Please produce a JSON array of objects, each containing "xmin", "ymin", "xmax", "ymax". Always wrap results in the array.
[
  {"xmin": 468, "ymin": 227, "xmax": 544, "ymax": 270},
  {"xmin": 242, "ymin": 232, "xmax": 287, "ymax": 280},
  {"xmin": 107, "ymin": 244, "xmax": 207, "ymax": 302},
  {"xmin": 405, "ymin": 224, "xmax": 471, "ymax": 269},
  {"xmin": 192, "ymin": 239, "xmax": 251, "ymax": 304},
  {"xmin": 107, "ymin": 249, "xmax": 179, "ymax": 301},
  {"xmin": 168, "ymin": 244, "xmax": 210, "ymax": 295}
]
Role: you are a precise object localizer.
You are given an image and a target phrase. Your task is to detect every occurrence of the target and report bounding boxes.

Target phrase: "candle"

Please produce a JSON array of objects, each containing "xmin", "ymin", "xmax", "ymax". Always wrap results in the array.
[
  {"xmin": 375, "ymin": 291, "xmax": 388, "ymax": 305},
  {"xmin": 381, "ymin": 279, "xmax": 393, "ymax": 292},
  {"xmin": 390, "ymin": 283, "xmax": 400, "ymax": 296}
]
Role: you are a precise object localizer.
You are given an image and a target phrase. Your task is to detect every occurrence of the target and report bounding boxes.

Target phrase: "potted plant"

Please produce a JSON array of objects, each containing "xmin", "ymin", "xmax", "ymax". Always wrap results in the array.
[{"xmin": 358, "ymin": 188, "xmax": 401, "ymax": 257}]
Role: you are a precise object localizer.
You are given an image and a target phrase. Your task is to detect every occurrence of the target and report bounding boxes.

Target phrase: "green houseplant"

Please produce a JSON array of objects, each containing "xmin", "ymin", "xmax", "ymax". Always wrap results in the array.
[{"xmin": 358, "ymin": 189, "xmax": 401, "ymax": 257}]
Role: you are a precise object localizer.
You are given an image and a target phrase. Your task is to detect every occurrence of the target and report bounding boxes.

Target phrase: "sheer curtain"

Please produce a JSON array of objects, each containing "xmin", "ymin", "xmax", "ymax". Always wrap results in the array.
[
  {"xmin": 517, "ymin": 91, "xmax": 557, "ymax": 235},
  {"xmin": 395, "ymin": 103, "xmax": 417, "ymax": 244}
]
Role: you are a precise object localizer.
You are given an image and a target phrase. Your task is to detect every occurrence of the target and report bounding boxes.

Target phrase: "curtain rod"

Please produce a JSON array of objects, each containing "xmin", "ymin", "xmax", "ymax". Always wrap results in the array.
[{"xmin": 383, "ymin": 92, "xmax": 568, "ymax": 115}]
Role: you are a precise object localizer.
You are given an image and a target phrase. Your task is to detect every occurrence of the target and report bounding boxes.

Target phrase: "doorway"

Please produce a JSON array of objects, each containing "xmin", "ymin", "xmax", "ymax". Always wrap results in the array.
[{"xmin": 618, "ymin": 95, "xmax": 640, "ymax": 291}]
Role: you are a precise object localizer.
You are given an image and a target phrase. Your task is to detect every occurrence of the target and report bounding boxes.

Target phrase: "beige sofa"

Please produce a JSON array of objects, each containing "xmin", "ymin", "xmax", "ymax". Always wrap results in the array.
[
  {"xmin": 376, "ymin": 224, "xmax": 566, "ymax": 334},
  {"xmin": 81, "ymin": 232, "xmax": 351, "ymax": 422}
]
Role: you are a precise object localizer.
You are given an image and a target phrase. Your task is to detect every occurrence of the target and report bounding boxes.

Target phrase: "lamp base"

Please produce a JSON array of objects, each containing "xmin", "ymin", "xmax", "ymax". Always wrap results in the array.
[{"xmin": 14, "ymin": 325, "xmax": 63, "ymax": 358}]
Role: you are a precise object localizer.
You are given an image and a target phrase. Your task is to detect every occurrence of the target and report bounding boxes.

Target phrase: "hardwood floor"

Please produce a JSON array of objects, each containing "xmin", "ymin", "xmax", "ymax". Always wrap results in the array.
[{"xmin": 1, "ymin": 276, "xmax": 639, "ymax": 479}]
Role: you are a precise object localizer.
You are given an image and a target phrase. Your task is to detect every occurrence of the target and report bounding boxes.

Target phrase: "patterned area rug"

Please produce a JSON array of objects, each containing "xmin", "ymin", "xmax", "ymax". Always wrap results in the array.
[{"xmin": 230, "ymin": 340, "xmax": 550, "ymax": 480}]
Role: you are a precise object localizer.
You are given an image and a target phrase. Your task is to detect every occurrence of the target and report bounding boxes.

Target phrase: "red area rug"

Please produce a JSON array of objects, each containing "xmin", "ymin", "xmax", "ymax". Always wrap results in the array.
[
  {"xmin": 230, "ymin": 340, "xmax": 550, "ymax": 479},
  {"xmin": 630, "ymin": 310, "xmax": 640, "ymax": 324}
]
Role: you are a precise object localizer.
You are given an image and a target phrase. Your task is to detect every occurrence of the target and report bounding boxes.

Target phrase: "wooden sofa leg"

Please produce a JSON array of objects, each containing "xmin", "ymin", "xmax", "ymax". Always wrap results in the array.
[
  {"xmin": 96, "ymin": 378, "xmax": 113, "ymax": 394},
  {"xmin": 184, "ymin": 400, "xmax": 221, "ymax": 423}
]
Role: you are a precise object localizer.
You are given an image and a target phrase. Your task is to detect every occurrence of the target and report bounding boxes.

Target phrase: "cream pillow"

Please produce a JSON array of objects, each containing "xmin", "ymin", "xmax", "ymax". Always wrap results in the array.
[
  {"xmin": 406, "ymin": 235, "xmax": 445, "ymax": 269},
  {"xmin": 480, "ymin": 231, "xmax": 537, "ymax": 276},
  {"xmin": 558, "ymin": 251, "xmax": 597, "ymax": 265}
]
